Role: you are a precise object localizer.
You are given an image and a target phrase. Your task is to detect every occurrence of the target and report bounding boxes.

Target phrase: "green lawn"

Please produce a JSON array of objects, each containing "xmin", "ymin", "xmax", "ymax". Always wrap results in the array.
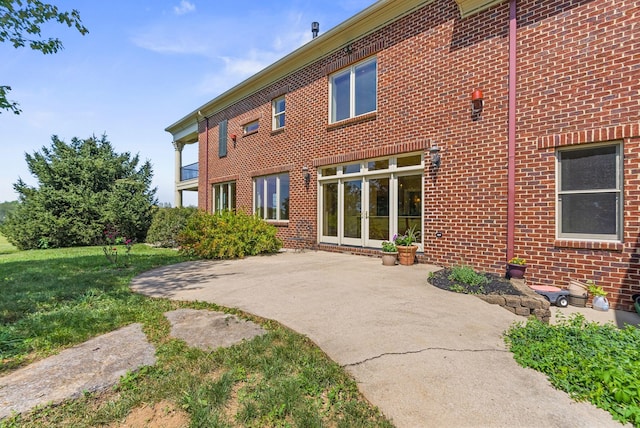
[
  {"xmin": 0, "ymin": 245, "xmax": 391, "ymax": 427},
  {"xmin": 0, "ymin": 234, "xmax": 16, "ymax": 255}
]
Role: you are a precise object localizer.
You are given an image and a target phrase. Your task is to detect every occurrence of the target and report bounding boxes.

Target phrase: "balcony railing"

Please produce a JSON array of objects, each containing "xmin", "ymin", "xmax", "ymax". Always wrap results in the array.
[{"xmin": 181, "ymin": 162, "xmax": 198, "ymax": 181}]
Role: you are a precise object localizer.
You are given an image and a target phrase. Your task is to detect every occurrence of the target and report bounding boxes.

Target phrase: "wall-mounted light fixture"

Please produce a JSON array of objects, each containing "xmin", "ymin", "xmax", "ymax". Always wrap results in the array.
[
  {"xmin": 231, "ymin": 133, "xmax": 237, "ymax": 148},
  {"xmin": 302, "ymin": 166, "xmax": 311, "ymax": 188},
  {"xmin": 471, "ymin": 89, "xmax": 484, "ymax": 120},
  {"xmin": 430, "ymin": 145, "xmax": 441, "ymax": 169},
  {"xmin": 343, "ymin": 44, "xmax": 353, "ymax": 55}
]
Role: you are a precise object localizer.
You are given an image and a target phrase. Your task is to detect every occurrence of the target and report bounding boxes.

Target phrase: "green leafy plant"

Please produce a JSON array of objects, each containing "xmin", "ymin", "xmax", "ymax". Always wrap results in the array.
[
  {"xmin": 102, "ymin": 224, "xmax": 134, "ymax": 266},
  {"xmin": 178, "ymin": 210, "xmax": 282, "ymax": 259},
  {"xmin": 394, "ymin": 225, "xmax": 418, "ymax": 246},
  {"xmin": 381, "ymin": 241, "xmax": 397, "ymax": 252},
  {"xmin": 505, "ymin": 313, "xmax": 640, "ymax": 426},
  {"xmin": 446, "ymin": 265, "xmax": 488, "ymax": 295},
  {"xmin": 508, "ymin": 257, "xmax": 526, "ymax": 266},
  {"xmin": 586, "ymin": 280, "xmax": 607, "ymax": 297},
  {"xmin": 146, "ymin": 206, "xmax": 197, "ymax": 248}
]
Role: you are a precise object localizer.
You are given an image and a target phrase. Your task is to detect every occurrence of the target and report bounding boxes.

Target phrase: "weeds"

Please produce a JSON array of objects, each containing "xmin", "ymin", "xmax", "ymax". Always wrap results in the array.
[{"xmin": 505, "ymin": 313, "xmax": 640, "ymax": 426}]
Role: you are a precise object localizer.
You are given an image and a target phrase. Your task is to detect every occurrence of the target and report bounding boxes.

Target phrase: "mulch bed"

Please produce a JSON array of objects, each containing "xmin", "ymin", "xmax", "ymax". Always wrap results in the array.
[{"xmin": 429, "ymin": 268, "xmax": 524, "ymax": 296}]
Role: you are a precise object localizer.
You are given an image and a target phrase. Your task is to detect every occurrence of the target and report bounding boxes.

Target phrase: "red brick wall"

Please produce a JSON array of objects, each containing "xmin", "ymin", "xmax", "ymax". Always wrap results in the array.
[
  {"xmin": 196, "ymin": 0, "xmax": 640, "ymax": 309},
  {"xmin": 515, "ymin": 0, "xmax": 640, "ymax": 310}
]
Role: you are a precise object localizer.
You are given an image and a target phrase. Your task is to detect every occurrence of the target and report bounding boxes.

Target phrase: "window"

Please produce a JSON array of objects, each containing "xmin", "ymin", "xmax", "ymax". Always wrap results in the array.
[
  {"xmin": 213, "ymin": 182, "xmax": 236, "ymax": 212},
  {"xmin": 330, "ymin": 57, "xmax": 377, "ymax": 123},
  {"xmin": 557, "ymin": 143, "xmax": 622, "ymax": 240},
  {"xmin": 243, "ymin": 120, "xmax": 259, "ymax": 135},
  {"xmin": 254, "ymin": 173, "xmax": 289, "ymax": 221},
  {"xmin": 272, "ymin": 96, "xmax": 285, "ymax": 130}
]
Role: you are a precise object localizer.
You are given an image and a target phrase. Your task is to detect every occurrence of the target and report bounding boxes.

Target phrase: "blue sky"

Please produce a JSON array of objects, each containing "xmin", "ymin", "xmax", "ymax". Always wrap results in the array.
[{"xmin": 0, "ymin": 0, "xmax": 377, "ymax": 205}]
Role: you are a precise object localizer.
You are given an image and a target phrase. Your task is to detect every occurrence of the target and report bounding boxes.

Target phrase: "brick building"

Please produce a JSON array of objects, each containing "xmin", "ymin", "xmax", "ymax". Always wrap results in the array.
[{"xmin": 167, "ymin": 0, "xmax": 640, "ymax": 310}]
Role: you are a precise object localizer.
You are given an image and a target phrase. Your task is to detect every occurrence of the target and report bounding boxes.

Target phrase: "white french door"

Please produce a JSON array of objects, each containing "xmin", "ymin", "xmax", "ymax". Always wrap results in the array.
[{"xmin": 319, "ymin": 164, "xmax": 423, "ymax": 250}]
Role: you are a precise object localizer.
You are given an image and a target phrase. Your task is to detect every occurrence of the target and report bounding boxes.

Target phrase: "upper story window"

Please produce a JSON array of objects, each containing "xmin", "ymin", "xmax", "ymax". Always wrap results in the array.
[
  {"xmin": 330, "ymin": 57, "xmax": 377, "ymax": 123},
  {"xmin": 272, "ymin": 96, "xmax": 285, "ymax": 130},
  {"xmin": 243, "ymin": 120, "xmax": 259, "ymax": 135},
  {"xmin": 557, "ymin": 142, "xmax": 622, "ymax": 241}
]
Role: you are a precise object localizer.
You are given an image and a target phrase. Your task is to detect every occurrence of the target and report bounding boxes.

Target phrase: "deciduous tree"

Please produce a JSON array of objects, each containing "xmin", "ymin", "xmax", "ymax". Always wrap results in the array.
[{"xmin": 0, "ymin": 0, "xmax": 88, "ymax": 114}]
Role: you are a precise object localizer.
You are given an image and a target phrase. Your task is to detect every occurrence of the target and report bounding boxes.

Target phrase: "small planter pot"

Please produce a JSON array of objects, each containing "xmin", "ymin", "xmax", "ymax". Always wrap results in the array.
[
  {"xmin": 506, "ymin": 263, "xmax": 527, "ymax": 279},
  {"xmin": 381, "ymin": 251, "xmax": 398, "ymax": 266},
  {"xmin": 397, "ymin": 245, "xmax": 417, "ymax": 266}
]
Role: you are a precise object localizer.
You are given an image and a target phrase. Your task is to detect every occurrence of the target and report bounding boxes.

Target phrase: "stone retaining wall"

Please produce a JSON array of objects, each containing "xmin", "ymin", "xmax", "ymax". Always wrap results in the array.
[{"xmin": 478, "ymin": 279, "xmax": 551, "ymax": 323}]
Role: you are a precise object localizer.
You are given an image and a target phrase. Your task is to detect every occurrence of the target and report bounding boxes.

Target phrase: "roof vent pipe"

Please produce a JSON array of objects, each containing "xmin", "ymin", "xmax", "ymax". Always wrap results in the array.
[{"xmin": 311, "ymin": 22, "xmax": 319, "ymax": 38}]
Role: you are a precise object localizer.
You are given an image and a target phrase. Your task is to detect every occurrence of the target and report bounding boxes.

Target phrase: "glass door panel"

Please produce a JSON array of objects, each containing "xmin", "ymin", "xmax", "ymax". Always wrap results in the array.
[
  {"xmin": 322, "ymin": 183, "xmax": 338, "ymax": 238},
  {"xmin": 367, "ymin": 177, "xmax": 389, "ymax": 244},
  {"xmin": 343, "ymin": 179, "xmax": 362, "ymax": 243},
  {"xmin": 397, "ymin": 175, "xmax": 422, "ymax": 246}
]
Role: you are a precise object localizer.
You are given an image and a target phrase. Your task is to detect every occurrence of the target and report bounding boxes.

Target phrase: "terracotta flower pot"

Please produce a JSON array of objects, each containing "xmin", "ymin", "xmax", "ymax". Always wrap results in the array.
[
  {"xmin": 381, "ymin": 251, "xmax": 398, "ymax": 266},
  {"xmin": 397, "ymin": 245, "xmax": 417, "ymax": 266}
]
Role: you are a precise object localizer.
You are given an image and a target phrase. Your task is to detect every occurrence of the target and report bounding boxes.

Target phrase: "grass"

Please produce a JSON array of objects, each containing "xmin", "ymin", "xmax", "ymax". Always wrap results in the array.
[
  {"xmin": 0, "ymin": 234, "xmax": 16, "ymax": 255},
  {"xmin": 0, "ymin": 245, "xmax": 391, "ymax": 427}
]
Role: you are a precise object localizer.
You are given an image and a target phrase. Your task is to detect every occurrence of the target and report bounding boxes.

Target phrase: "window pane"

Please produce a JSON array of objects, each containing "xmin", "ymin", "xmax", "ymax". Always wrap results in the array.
[
  {"xmin": 274, "ymin": 114, "xmax": 285, "ymax": 129},
  {"xmin": 561, "ymin": 146, "xmax": 617, "ymax": 191},
  {"xmin": 266, "ymin": 176, "xmax": 277, "ymax": 220},
  {"xmin": 343, "ymin": 163, "xmax": 360, "ymax": 174},
  {"xmin": 322, "ymin": 167, "xmax": 337, "ymax": 176},
  {"xmin": 561, "ymin": 193, "xmax": 617, "ymax": 235},
  {"xmin": 331, "ymin": 70, "xmax": 350, "ymax": 122},
  {"xmin": 274, "ymin": 98, "xmax": 285, "ymax": 113},
  {"xmin": 280, "ymin": 174, "xmax": 289, "ymax": 220},
  {"xmin": 344, "ymin": 180, "xmax": 362, "ymax": 238},
  {"xmin": 323, "ymin": 183, "xmax": 338, "ymax": 237},
  {"xmin": 230, "ymin": 182, "xmax": 236, "ymax": 211},
  {"xmin": 255, "ymin": 178, "xmax": 265, "ymax": 218},
  {"xmin": 221, "ymin": 184, "xmax": 229, "ymax": 210},
  {"xmin": 367, "ymin": 159, "xmax": 388, "ymax": 171},
  {"xmin": 398, "ymin": 175, "xmax": 422, "ymax": 242},
  {"xmin": 354, "ymin": 59, "xmax": 377, "ymax": 116},
  {"xmin": 369, "ymin": 178, "xmax": 389, "ymax": 240},
  {"xmin": 397, "ymin": 155, "xmax": 422, "ymax": 167},
  {"xmin": 244, "ymin": 120, "xmax": 259, "ymax": 134}
]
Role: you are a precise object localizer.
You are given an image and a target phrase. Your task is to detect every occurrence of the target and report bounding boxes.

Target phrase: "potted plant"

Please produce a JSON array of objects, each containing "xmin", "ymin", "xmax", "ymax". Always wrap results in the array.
[
  {"xmin": 587, "ymin": 280, "xmax": 609, "ymax": 312},
  {"xmin": 505, "ymin": 257, "xmax": 527, "ymax": 279},
  {"xmin": 395, "ymin": 225, "xmax": 418, "ymax": 266},
  {"xmin": 381, "ymin": 241, "xmax": 398, "ymax": 266}
]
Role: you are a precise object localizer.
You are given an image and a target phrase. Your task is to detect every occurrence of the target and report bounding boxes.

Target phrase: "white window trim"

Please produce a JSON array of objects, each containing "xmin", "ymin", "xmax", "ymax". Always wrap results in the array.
[
  {"xmin": 253, "ymin": 173, "xmax": 289, "ymax": 221},
  {"xmin": 272, "ymin": 96, "xmax": 285, "ymax": 130},
  {"xmin": 556, "ymin": 142, "xmax": 623, "ymax": 241},
  {"xmin": 328, "ymin": 56, "xmax": 377, "ymax": 124}
]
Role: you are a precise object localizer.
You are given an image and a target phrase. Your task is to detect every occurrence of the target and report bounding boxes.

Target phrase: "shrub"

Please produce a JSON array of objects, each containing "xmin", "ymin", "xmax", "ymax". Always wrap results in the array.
[
  {"xmin": 146, "ymin": 207, "xmax": 197, "ymax": 248},
  {"xmin": 505, "ymin": 313, "xmax": 640, "ymax": 426},
  {"xmin": 178, "ymin": 210, "xmax": 282, "ymax": 259}
]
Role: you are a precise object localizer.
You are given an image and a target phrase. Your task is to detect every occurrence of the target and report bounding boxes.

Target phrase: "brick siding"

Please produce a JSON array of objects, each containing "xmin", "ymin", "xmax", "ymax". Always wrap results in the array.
[{"xmin": 195, "ymin": 0, "xmax": 640, "ymax": 310}]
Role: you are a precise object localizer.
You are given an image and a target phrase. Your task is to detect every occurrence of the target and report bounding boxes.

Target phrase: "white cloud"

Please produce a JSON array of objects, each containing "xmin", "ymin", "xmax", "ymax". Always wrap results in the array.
[{"xmin": 173, "ymin": 0, "xmax": 195, "ymax": 16}]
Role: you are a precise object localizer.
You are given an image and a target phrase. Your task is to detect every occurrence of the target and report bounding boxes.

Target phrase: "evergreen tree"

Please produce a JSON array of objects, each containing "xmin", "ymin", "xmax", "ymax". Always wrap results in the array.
[{"xmin": 1, "ymin": 135, "xmax": 156, "ymax": 249}]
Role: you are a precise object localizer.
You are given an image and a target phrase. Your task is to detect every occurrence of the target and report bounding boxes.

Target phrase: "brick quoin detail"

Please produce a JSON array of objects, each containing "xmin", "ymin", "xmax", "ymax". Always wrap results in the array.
[{"xmin": 190, "ymin": 0, "xmax": 640, "ymax": 311}]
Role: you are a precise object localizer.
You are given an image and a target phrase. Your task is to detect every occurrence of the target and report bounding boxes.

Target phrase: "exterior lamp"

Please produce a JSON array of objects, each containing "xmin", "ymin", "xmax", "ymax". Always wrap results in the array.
[
  {"xmin": 471, "ymin": 89, "xmax": 484, "ymax": 120},
  {"xmin": 430, "ymin": 145, "xmax": 441, "ymax": 169},
  {"xmin": 302, "ymin": 166, "xmax": 311, "ymax": 188},
  {"xmin": 231, "ymin": 133, "xmax": 237, "ymax": 147}
]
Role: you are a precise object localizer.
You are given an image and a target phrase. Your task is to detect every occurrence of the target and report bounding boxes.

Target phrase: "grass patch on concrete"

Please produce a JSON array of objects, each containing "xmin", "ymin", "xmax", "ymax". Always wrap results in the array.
[{"xmin": 0, "ymin": 246, "xmax": 391, "ymax": 427}]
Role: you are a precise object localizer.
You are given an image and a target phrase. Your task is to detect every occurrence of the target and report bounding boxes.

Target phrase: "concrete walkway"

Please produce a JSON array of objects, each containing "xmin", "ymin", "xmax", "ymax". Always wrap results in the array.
[{"xmin": 131, "ymin": 251, "xmax": 622, "ymax": 427}]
